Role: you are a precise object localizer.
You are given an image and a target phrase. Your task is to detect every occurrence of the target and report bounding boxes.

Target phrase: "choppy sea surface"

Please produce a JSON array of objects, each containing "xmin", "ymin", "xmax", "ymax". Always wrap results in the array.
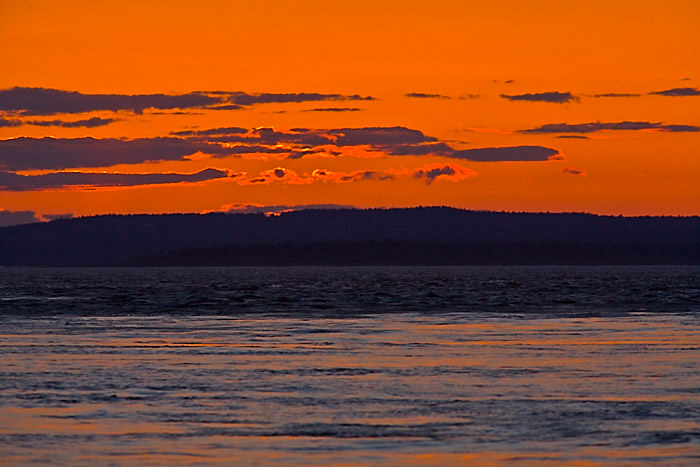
[{"xmin": 1, "ymin": 266, "xmax": 699, "ymax": 465}]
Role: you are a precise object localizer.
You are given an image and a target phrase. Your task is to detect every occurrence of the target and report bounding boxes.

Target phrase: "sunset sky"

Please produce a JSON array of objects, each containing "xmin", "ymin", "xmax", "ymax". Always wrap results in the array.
[{"xmin": 1, "ymin": 0, "xmax": 699, "ymax": 222}]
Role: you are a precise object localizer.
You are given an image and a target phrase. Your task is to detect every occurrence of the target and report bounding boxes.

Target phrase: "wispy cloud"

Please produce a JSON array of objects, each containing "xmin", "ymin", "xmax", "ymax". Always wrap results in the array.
[
  {"xmin": 501, "ymin": 91, "xmax": 578, "ymax": 103},
  {"xmin": 1, "ymin": 116, "xmax": 117, "ymax": 128},
  {"xmin": 562, "ymin": 167, "xmax": 586, "ymax": 176},
  {"xmin": 522, "ymin": 121, "xmax": 700, "ymax": 134},
  {"xmin": 301, "ymin": 107, "xmax": 363, "ymax": 112},
  {"xmin": 0, "ymin": 137, "xmax": 210, "ymax": 171},
  {"xmin": 310, "ymin": 169, "xmax": 394, "ymax": 183},
  {"xmin": 0, "ymin": 87, "xmax": 221, "ymax": 115},
  {"xmin": 404, "ymin": 92, "xmax": 451, "ymax": 99},
  {"xmin": 591, "ymin": 93, "xmax": 642, "ymax": 98},
  {"xmin": 650, "ymin": 87, "xmax": 700, "ymax": 97},
  {"xmin": 226, "ymin": 92, "xmax": 374, "ymax": 106},
  {"xmin": 0, "ymin": 168, "xmax": 230, "ymax": 191},
  {"xmin": 0, "ymin": 87, "xmax": 375, "ymax": 116},
  {"xmin": 171, "ymin": 127, "xmax": 248, "ymax": 137}
]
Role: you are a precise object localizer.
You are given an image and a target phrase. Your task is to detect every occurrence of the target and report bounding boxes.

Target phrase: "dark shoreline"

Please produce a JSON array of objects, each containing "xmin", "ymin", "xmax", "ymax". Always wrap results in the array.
[
  {"xmin": 130, "ymin": 241, "xmax": 700, "ymax": 267},
  {"xmin": 2, "ymin": 207, "xmax": 699, "ymax": 266}
]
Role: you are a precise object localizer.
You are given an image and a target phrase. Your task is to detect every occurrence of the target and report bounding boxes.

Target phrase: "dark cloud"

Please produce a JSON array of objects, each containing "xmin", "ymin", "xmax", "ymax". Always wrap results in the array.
[
  {"xmin": 171, "ymin": 127, "xmax": 248, "ymax": 137},
  {"xmin": 214, "ymin": 145, "xmax": 293, "ymax": 155},
  {"xmin": 238, "ymin": 167, "xmax": 316, "ymax": 185},
  {"xmin": 26, "ymin": 117, "xmax": 118, "ymax": 128},
  {"xmin": 0, "ymin": 87, "xmax": 376, "ymax": 116},
  {"xmin": 339, "ymin": 171, "xmax": 391, "ymax": 182},
  {"xmin": 449, "ymin": 146, "xmax": 561, "ymax": 162},
  {"xmin": 556, "ymin": 135, "xmax": 590, "ymax": 139},
  {"xmin": 404, "ymin": 92, "xmax": 451, "ymax": 99},
  {"xmin": 282, "ymin": 149, "xmax": 326, "ymax": 160},
  {"xmin": 408, "ymin": 163, "xmax": 478, "ymax": 184},
  {"xmin": 414, "ymin": 165, "xmax": 455, "ymax": 184},
  {"xmin": 522, "ymin": 121, "xmax": 700, "ymax": 134},
  {"xmin": 248, "ymin": 127, "xmax": 333, "ymax": 146},
  {"xmin": 383, "ymin": 142, "xmax": 454, "ymax": 156},
  {"xmin": 179, "ymin": 127, "xmax": 439, "ymax": 153},
  {"xmin": 300, "ymin": 127, "xmax": 457, "ymax": 158},
  {"xmin": 663, "ymin": 124, "xmax": 700, "ymax": 132},
  {"xmin": 0, "ymin": 118, "xmax": 22, "ymax": 127},
  {"xmin": 501, "ymin": 91, "xmax": 578, "ymax": 103},
  {"xmin": 0, "ymin": 168, "xmax": 228, "ymax": 191},
  {"xmin": 0, "ymin": 209, "xmax": 40, "ymax": 227},
  {"xmin": 458, "ymin": 94, "xmax": 481, "ymax": 100},
  {"xmin": 0, "ymin": 87, "xmax": 222, "ymax": 116},
  {"xmin": 227, "ymin": 92, "xmax": 374, "ymax": 106},
  {"xmin": 0, "ymin": 137, "xmax": 211, "ymax": 171},
  {"xmin": 149, "ymin": 111, "xmax": 206, "ymax": 115},
  {"xmin": 310, "ymin": 169, "xmax": 394, "ymax": 184},
  {"xmin": 1, "ymin": 126, "xmax": 562, "ymax": 171},
  {"xmin": 562, "ymin": 167, "xmax": 586, "ymax": 176},
  {"xmin": 592, "ymin": 93, "xmax": 642, "ymax": 98},
  {"xmin": 202, "ymin": 126, "xmax": 441, "ymax": 156},
  {"xmin": 301, "ymin": 107, "xmax": 363, "ymax": 112},
  {"xmin": 330, "ymin": 126, "xmax": 437, "ymax": 146},
  {"xmin": 206, "ymin": 104, "xmax": 245, "ymax": 111},
  {"xmin": 650, "ymin": 87, "xmax": 700, "ymax": 97},
  {"xmin": 1, "ymin": 116, "xmax": 117, "ymax": 128}
]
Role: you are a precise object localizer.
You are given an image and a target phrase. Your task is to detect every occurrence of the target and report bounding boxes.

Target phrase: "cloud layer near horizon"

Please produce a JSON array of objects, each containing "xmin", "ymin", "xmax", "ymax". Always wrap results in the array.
[
  {"xmin": 0, "ymin": 209, "xmax": 40, "ymax": 226},
  {"xmin": 0, "ymin": 161, "xmax": 479, "ymax": 191},
  {"xmin": 220, "ymin": 204, "xmax": 355, "ymax": 215},
  {"xmin": 0, "ymin": 209, "xmax": 73, "ymax": 226},
  {"xmin": 238, "ymin": 162, "xmax": 477, "ymax": 187},
  {"xmin": 0, "ymin": 126, "xmax": 561, "ymax": 171}
]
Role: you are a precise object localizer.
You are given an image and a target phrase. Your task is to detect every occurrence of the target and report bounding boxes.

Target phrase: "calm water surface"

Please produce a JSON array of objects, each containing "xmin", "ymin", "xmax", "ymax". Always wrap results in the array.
[{"xmin": 1, "ymin": 266, "xmax": 699, "ymax": 465}]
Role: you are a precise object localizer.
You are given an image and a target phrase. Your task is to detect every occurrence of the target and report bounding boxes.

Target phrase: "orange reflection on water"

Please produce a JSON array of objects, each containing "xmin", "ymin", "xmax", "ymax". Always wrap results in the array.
[{"xmin": 1, "ymin": 314, "xmax": 699, "ymax": 465}]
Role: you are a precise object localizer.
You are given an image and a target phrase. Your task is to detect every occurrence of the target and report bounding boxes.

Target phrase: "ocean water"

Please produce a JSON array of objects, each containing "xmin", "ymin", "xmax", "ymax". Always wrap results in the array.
[{"xmin": 1, "ymin": 266, "xmax": 699, "ymax": 465}]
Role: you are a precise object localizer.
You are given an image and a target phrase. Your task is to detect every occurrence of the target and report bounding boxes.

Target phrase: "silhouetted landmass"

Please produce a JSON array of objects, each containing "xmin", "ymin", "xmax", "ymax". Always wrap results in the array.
[
  {"xmin": 132, "ymin": 241, "xmax": 699, "ymax": 266},
  {"xmin": 1, "ymin": 207, "xmax": 699, "ymax": 266}
]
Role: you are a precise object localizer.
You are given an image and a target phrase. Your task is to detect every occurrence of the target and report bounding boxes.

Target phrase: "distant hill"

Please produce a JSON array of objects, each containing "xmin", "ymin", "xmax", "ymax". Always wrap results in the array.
[{"xmin": 1, "ymin": 207, "xmax": 699, "ymax": 266}]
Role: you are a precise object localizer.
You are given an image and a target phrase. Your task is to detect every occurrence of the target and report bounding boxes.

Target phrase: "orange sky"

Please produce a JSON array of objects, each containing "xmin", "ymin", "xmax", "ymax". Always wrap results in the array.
[{"xmin": 1, "ymin": 0, "xmax": 699, "ymax": 219}]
